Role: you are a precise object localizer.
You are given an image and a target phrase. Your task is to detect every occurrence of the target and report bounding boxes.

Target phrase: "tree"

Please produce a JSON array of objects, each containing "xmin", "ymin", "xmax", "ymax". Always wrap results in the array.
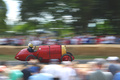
[
  {"xmin": 19, "ymin": 0, "xmax": 120, "ymax": 35},
  {"xmin": 11, "ymin": 21, "xmax": 37, "ymax": 33},
  {"xmin": 0, "ymin": 0, "xmax": 7, "ymax": 33},
  {"xmin": 68, "ymin": 0, "xmax": 96, "ymax": 34},
  {"xmin": 91, "ymin": 0, "xmax": 120, "ymax": 35},
  {"xmin": 19, "ymin": 0, "xmax": 98, "ymax": 34}
]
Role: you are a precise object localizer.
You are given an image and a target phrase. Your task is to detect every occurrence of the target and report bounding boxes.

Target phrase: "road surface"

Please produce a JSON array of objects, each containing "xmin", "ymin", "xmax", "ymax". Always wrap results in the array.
[{"xmin": 1, "ymin": 59, "xmax": 93, "ymax": 66}]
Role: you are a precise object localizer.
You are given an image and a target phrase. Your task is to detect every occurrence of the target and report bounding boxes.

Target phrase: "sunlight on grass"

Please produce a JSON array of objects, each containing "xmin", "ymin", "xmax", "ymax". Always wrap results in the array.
[
  {"xmin": 0, "ymin": 55, "xmax": 16, "ymax": 61},
  {"xmin": 0, "ymin": 54, "xmax": 113, "ymax": 61},
  {"xmin": 74, "ymin": 55, "xmax": 108, "ymax": 59}
]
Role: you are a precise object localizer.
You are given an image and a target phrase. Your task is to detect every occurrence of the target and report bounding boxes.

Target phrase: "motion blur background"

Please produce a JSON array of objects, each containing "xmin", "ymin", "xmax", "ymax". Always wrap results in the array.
[
  {"xmin": 0, "ymin": 0, "xmax": 120, "ymax": 46},
  {"xmin": 0, "ymin": 1, "xmax": 120, "ymax": 80}
]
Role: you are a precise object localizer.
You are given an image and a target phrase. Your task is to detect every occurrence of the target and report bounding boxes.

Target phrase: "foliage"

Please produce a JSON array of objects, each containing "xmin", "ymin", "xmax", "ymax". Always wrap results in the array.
[
  {"xmin": 18, "ymin": 0, "xmax": 120, "ymax": 35},
  {"xmin": 11, "ymin": 21, "xmax": 37, "ymax": 33},
  {"xmin": 0, "ymin": 0, "xmax": 7, "ymax": 33},
  {"xmin": 42, "ymin": 20, "xmax": 74, "ymax": 36}
]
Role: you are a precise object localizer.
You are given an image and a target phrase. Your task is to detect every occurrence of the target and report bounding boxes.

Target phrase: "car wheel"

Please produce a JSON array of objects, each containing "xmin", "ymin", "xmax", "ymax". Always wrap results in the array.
[
  {"xmin": 61, "ymin": 54, "xmax": 73, "ymax": 61},
  {"xmin": 38, "ymin": 57, "xmax": 42, "ymax": 62},
  {"xmin": 25, "ymin": 55, "xmax": 37, "ymax": 61},
  {"xmin": 67, "ymin": 52, "xmax": 73, "ymax": 56}
]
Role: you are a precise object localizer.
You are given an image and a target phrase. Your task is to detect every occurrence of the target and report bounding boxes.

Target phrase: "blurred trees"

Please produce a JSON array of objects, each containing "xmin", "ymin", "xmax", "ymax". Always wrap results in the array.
[
  {"xmin": 91, "ymin": 0, "xmax": 120, "ymax": 35},
  {"xmin": 18, "ymin": 0, "xmax": 120, "ymax": 35},
  {"xmin": 106, "ymin": 0, "xmax": 120, "ymax": 35},
  {"xmin": 0, "ymin": 0, "xmax": 7, "ymax": 33},
  {"xmin": 68, "ymin": 0, "xmax": 96, "ymax": 34},
  {"xmin": 18, "ymin": 0, "xmax": 99, "ymax": 34},
  {"xmin": 11, "ymin": 21, "xmax": 37, "ymax": 33}
]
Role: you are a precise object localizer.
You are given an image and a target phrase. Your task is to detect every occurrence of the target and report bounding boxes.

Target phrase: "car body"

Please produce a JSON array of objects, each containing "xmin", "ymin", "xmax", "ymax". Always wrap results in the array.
[{"xmin": 15, "ymin": 45, "xmax": 74, "ymax": 63}]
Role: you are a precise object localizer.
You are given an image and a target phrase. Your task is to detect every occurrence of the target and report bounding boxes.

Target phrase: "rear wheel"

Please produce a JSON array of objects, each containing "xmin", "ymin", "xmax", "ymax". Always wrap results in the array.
[
  {"xmin": 67, "ymin": 52, "xmax": 73, "ymax": 56},
  {"xmin": 61, "ymin": 54, "xmax": 73, "ymax": 61},
  {"xmin": 25, "ymin": 55, "xmax": 37, "ymax": 61},
  {"xmin": 67, "ymin": 52, "xmax": 74, "ymax": 60}
]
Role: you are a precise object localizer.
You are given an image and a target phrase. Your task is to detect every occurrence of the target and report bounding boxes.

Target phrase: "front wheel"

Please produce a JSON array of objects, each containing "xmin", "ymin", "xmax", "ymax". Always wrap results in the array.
[
  {"xmin": 61, "ymin": 54, "xmax": 73, "ymax": 61},
  {"xmin": 25, "ymin": 55, "xmax": 37, "ymax": 61}
]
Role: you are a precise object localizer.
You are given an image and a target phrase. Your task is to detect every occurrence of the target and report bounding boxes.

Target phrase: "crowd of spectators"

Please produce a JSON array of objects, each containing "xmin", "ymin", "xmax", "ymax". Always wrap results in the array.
[
  {"xmin": 0, "ymin": 56, "xmax": 120, "ymax": 80},
  {"xmin": 0, "ymin": 35, "xmax": 120, "ymax": 46}
]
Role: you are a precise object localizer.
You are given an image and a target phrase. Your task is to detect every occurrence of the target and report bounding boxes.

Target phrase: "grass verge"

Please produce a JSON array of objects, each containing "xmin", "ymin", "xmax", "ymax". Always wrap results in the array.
[
  {"xmin": 0, "ymin": 54, "xmax": 109, "ymax": 61},
  {"xmin": 74, "ymin": 55, "xmax": 108, "ymax": 60},
  {"xmin": 0, "ymin": 54, "xmax": 16, "ymax": 61}
]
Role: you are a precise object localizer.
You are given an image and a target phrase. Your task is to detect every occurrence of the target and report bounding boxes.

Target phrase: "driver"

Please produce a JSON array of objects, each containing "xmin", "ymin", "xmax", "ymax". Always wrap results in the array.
[{"xmin": 27, "ymin": 43, "xmax": 34, "ymax": 52}]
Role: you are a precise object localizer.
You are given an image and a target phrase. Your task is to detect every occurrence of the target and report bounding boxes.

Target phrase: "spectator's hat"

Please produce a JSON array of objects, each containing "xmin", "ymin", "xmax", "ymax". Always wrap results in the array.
[
  {"xmin": 93, "ymin": 58, "xmax": 106, "ymax": 63},
  {"xmin": 106, "ymin": 56, "xmax": 119, "ymax": 61}
]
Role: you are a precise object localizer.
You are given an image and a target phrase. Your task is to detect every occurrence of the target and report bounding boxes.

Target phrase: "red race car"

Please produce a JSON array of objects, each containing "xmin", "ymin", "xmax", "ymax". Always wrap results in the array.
[{"xmin": 15, "ymin": 45, "xmax": 74, "ymax": 63}]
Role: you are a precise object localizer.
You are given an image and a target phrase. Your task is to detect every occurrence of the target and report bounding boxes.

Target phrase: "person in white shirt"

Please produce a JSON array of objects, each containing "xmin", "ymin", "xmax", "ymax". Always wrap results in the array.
[
  {"xmin": 40, "ymin": 59, "xmax": 62, "ymax": 79},
  {"xmin": 59, "ymin": 61, "xmax": 77, "ymax": 80}
]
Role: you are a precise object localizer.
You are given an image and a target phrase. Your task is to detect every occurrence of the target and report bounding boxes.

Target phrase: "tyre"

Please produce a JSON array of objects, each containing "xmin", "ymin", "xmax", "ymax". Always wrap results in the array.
[
  {"xmin": 25, "ymin": 55, "xmax": 37, "ymax": 61},
  {"xmin": 61, "ymin": 54, "xmax": 73, "ymax": 61},
  {"xmin": 38, "ymin": 57, "xmax": 42, "ymax": 62},
  {"xmin": 67, "ymin": 52, "xmax": 73, "ymax": 56}
]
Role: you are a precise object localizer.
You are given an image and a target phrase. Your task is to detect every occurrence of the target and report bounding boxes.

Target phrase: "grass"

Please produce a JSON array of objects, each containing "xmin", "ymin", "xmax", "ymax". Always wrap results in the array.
[
  {"xmin": 74, "ymin": 55, "xmax": 108, "ymax": 60},
  {"xmin": 0, "ymin": 54, "xmax": 109, "ymax": 61},
  {"xmin": 0, "ymin": 54, "xmax": 16, "ymax": 61}
]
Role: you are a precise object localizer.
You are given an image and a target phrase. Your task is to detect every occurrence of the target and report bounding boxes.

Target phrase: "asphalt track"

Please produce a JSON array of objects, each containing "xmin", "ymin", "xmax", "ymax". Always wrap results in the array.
[{"xmin": 3, "ymin": 59, "xmax": 93, "ymax": 66}]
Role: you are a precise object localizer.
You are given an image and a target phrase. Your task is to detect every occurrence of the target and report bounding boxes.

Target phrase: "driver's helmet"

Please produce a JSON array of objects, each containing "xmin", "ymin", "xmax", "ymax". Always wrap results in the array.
[{"xmin": 28, "ymin": 43, "xmax": 33, "ymax": 48}]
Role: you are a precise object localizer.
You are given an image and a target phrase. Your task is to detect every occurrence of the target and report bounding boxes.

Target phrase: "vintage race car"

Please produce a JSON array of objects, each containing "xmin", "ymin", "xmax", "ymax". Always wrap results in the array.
[{"xmin": 15, "ymin": 45, "xmax": 74, "ymax": 63}]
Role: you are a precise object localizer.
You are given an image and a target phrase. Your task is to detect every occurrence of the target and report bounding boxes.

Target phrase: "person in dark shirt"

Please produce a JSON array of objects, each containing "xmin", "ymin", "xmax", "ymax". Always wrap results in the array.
[
  {"xmin": 27, "ymin": 43, "xmax": 34, "ymax": 52},
  {"xmin": 21, "ymin": 68, "xmax": 31, "ymax": 80}
]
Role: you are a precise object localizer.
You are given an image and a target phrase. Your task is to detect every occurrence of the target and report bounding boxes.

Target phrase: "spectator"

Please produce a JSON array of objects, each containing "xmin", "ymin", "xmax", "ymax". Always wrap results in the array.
[
  {"xmin": 106, "ymin": 56, "xmax": 119, "ymax": 76},
  {"xmin": 28, "ymin": 65, "xmax": 54, "ymax": 80},
  {"xmin": 41, "ymin": 59, "xmax": 62, "ymax": 79},
  {"xmin": 21, "ymin": 65, "xmax": 31, "ymax": 80},
  {"xmin": 0, "ymin": 61, "xmax": 9, "ymax": 80},
  {"xmin": 86, "ymin": 61, "xmax": 113, "ymax": 80},
  {"xmin": 60, "ymin": 61, "xmax": 77, "ymax": 80},
  {"xmin": 9, "ymin": 69, "xmax": 23, "ymax": 80},
  {"xmin": 113, "ymin": 59, "xmax": 120, "ymax": 80}
]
